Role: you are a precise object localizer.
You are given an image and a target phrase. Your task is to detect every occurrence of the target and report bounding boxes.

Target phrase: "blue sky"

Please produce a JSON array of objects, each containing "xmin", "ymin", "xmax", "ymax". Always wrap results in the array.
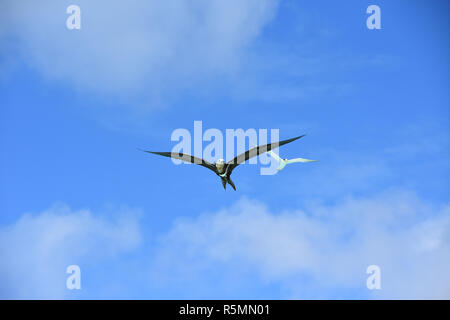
[{"xmin": 0, "ymin": 0, "xmax": 449, "ymax": 299}]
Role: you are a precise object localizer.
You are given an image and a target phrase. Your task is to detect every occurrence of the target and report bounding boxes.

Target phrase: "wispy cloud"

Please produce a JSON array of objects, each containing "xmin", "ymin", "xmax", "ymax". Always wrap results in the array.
[{"xmin": 1, "ymin": 0, "xmax": 278, "ymax": 106}]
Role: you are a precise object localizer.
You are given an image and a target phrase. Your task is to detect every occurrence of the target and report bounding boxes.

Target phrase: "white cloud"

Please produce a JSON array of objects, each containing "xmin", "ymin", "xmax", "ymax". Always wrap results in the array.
[
  {"xmin": 0, "ymin": 204, "xmax": 142, "ymax": 299},
  {"xmin": 151, "ymin": 192, "xmax": 450, "ymax": 299},
  {"xmin": 1, "ymin": 0, "xmax": 278, "ymax": 105},
  {"xmin": 1, "ymin": 192, "xmax": 448, "ymax": 299}
]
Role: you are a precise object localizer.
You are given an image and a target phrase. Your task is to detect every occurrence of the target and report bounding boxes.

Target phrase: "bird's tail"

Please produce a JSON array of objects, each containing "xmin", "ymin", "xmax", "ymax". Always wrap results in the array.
[{"xmin": 221, "ymin": 178, "xmax": 227, "ymax": 190}]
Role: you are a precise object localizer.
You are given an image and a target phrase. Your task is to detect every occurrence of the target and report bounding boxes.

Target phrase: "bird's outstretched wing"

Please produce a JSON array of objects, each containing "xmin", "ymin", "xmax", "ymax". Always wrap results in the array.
[
  {"xmin": 226, "ymin": 135, "xmax": 305, "ymax": 173},
  {"xmin": 267, "ymin": 150, "xmax": 283, "ymax": 163},
  {"xmin": 138, "ymin": 149, "xmax": 217, "ymax": 173},
  {"xmin": 286, "ymin": 157, "xmax": 318, "ymax": 164}
]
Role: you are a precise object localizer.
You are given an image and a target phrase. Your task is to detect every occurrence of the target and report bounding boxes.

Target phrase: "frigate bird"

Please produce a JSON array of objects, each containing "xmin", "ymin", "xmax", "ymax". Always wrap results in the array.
[
  {"xmin": 268, "ymin": 150, "xmax": 318, "ymax": 171},
  {"xmin": 139, "ymin": 134, "xmax": 305, "ymax": 190}
]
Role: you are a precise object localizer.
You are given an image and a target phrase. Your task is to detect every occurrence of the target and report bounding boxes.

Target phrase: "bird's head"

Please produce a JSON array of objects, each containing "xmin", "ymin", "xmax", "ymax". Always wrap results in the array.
[{"xmin": 216, "ymin": 159, "xmax": 225, "ymax": 172}]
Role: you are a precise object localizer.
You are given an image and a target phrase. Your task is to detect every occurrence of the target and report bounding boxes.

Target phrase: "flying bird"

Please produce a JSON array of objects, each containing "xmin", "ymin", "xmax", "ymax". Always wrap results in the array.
[
  {"xmin": 139, "ymin": 135, "xmax": 305, "ymax": 191},
  {"xmin": 267, "ymin": 150, "xmax": 318, "ymax": 171}
]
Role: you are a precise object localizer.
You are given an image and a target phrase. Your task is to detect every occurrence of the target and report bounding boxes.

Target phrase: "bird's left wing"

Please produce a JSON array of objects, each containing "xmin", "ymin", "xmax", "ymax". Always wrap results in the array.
[
  {"xmin": 268, "ymin": 150, "xmax": 283, "ymax": 162},
  {"xmin": 226, "ymin": 134, "xmax": 305, "ymax": 173},
  {"xmin": 139, "ymin": 149, "xmax": 217, "ymax": 173}
]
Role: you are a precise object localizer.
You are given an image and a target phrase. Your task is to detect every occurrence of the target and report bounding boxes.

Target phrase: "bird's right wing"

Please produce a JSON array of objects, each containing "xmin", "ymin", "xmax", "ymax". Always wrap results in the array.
[
  {"xmin": 138, "ymin": 149, "xmax": 217, "ymax": 173},
  {"xmin": 226, "ymin": 134, "xmax": 305, "ymax": 173},
  {"xmin": 286, "ymin": 157, "xmax": 318, "ymax": 163}
]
